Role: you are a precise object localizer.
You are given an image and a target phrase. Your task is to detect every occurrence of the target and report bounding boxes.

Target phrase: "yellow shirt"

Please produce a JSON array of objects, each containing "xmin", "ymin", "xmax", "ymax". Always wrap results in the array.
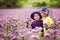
[
  {"xmin": 43, "ymin": 26, "xmax": 49, "ymax": 34},
  {"xmin": 43, "ymin": 16, "xmax": 54, "ymax": 34},
  {"xmin": 43, "ymin": 16, "xmax": 54, "ymax": 26}
]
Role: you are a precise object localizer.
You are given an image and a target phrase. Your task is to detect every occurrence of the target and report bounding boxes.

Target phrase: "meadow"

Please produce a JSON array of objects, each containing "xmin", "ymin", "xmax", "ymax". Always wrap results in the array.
[{"xmin": 0, "ymin": 7, "xmax": 60, "ymax": 40}]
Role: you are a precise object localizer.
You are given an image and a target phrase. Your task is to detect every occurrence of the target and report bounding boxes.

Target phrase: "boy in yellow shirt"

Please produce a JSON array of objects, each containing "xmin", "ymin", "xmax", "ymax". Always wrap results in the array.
[{"xmin": 39, "ymin": 7, "xmax": 54, "ymax": 34}]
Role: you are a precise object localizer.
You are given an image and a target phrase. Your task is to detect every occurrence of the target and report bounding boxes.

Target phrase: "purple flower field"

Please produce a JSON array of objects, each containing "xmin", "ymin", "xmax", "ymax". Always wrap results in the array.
[
  {"xmin": 0, "ymin": 7, "xmax": 60, "ymax": 20},
  {"xmin": 0, "ymin": 7, "xmax": 60, "ymax": 40}
]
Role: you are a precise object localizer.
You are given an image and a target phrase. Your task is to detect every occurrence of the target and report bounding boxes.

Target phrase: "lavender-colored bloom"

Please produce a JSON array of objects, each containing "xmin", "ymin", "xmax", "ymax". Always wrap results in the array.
[
  {"xmin": 7, "ymin": 31, "xmax": 14, "ymax": 38},
  {"xmin": 13, "ymin": 38, "xmax": 18, "ymax": 40},
  {"xmin": 29, "ymin": 34, "xmax": 40, "ymax": 40},
  {"xmin": 0, "ymin": 38, "xmax": 4, "ymax": 40},
  {"xmin": 0, "ymin": 24, "xmax": 4, "ymax": 29},
  {"xmin": 46, "ymin": 29, "xmax": 54, "ymax": 37},
  {"xmin": 31, "ymin": 27, "xmax": 42, "ymax": 33},
  {"xmin": 0, "ymin": 32, "xmax": 4, "ymax": 36},
  {"xmin": 34, "ymin": 27, "xmax": 42, "ymax": 31},
  {"xmin": 54, "ymin": 29, "xmax": 60, "ymax": 36},
  {"xmin": 12, "ymin": 35, "xmax": 18, "ymax": 40},
  {"xmin": 0, "ymin": 29, "xmax": 4, "ymax": 37},
  {"xmin": 47, "ymin": 29, "xmax": 60, "ymax": 38},
  {"xmin": 17, "ymin": 29, "xmax": 28, "ymax": 37},
  {"xmin": 51, "ymin": 24, "xmax": 56, "ymax": 29}
]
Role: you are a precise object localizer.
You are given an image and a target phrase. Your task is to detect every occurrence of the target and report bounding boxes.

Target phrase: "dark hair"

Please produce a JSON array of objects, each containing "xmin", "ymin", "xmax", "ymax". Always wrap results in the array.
[
  {"xmin": 30, "ymin": 11, "xmax": 42, "ymax": 20},
  {"xmin": 40, "ymin": 7, "xmax": 49, "ymax": 15}
]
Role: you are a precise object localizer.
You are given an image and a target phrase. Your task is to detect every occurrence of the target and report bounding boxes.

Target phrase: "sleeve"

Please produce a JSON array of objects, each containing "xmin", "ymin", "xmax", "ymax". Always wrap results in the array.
[
  {"xmin": 31, "ymin": 22, "xmax": 35, "ymax": 29},
  {"xmin": 48, "ymin": 18, "xmax": 54, "ymax": 25},
  {"xmin": 47, "ymin": 18, "xmax": 54, "ymax": 27}
]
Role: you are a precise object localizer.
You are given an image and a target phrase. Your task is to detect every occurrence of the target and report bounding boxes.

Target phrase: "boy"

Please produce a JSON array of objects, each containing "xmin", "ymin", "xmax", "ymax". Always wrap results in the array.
[
  {"xmin": 40, "ymin": 7, "xmax": 54, "ymax": 34},
  {"xmin": 40, "ymin": 7, "xmax": 54, "ymax": 28}
]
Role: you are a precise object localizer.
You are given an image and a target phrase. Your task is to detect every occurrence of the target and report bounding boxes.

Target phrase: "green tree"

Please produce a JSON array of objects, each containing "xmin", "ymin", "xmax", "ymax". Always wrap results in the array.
[
  {"xmin": 0, "ymin": 0, "xmax": 5, "ymax": 8},
  {"xmin": 32, "ymin": 2, "xmax": 47, "ymax": 7},
  {"xmin": 4, "ymin": 0, "xmax": 22, "ymax": 8},
  {"xmin": 0, "ymin": 0, "xmax": 26, "ymax": 8},
  {"xmin": 56, "ymin": 0, "xmax": 60, "ymax": 8},
  {"xmin": 50, "ymin": 0, "xmax": 60, "ymax": 8}
]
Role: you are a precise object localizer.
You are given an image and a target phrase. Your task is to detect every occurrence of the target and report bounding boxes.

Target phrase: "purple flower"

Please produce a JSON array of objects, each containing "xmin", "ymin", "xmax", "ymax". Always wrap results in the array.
[
  {"xmin": 29, "ymin": 34, "xmax": 40, "ymax": 40},
  {"xmin": 47, "ymin": 29, "xmax": 60, "ymax": 37},
  {"xmin": 7, "ymin": 31, "xmax": 13, "ymax": 38},
  {"xmin": 0, "ymin": 29, "xmax": 4, "ymax": 37},
  {"xmin": 31, "ymin": 27, "xmax": 42, "ymax": 33},
  {"xmin": 44, "ymin": 33, "xmax": 50, "ymax": 40},
  {"xmin": 51, "ymin": 24, "xmax": 56, "ymax": 28},
  {"xmin": 0, "ymin": 38, "xmax": 4, "ymax": 40},
  {"xmin": 54, "ymin": 29, "xmax": 60, "ymax": 35},
  {"xmin": 0, "ymin": 24, "xmax": 4, "ymax": 28},
  {"xmin": 13, "ymin": 38, "xmax": 18, "ymax": 40},
  {"xmin": 17, "ymin": 29, "xmax": 28, "ymax": 37},
  {"xmin": 12, "ymin": 35, "xmax": 18, "ymax": 40}
]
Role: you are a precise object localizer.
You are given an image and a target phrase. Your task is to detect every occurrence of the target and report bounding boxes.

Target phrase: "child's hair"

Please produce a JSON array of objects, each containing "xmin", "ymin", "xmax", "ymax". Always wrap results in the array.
[
  {"xmin": 30, "ymin": 11, "xmax": 42, "ymax": 20},
  {"xmin": 40, "ymin": 7, "xmax": 49, "ymax": 16}
]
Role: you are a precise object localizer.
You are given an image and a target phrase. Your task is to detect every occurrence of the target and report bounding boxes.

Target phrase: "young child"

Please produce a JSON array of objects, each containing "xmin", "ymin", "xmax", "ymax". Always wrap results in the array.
[
  {"xmin": 40, "ymin": 7, "xmax": 54, "ymax": 28},
  {"xmin": 40, "ymin": 7, "xmax": 54, "ymax": 34},
  {"xmin": 30, "ymin": 11, "xmax": 43, "ymax": 36},
  {"xmin": 30, "ymin": 11, "xmax": 43, "ymax": 29}
]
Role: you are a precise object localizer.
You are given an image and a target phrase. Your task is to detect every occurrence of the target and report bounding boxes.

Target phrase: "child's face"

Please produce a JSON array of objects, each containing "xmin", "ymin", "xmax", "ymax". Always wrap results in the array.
[
  {"xmin": 41, "ymin": 12, "xmax": 47, "ymax": 17},
  {"xmin": 41, "ymin": 9, "xmax": 48, "ymax": 17},
  {"xmin": 34, "ymin": 14, "xmax": 40, "ymax": 20}
]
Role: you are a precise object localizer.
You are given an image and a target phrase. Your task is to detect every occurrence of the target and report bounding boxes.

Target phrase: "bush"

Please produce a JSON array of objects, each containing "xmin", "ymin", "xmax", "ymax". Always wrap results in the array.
[
  {"xmin": 32, "ymin": 2, "xmax": 47, "ymax": 7},
  {"xmin": 0, "ymin": 0, "xmax": 23, "ymax": 8},
  {"xmin": 50, "ymin": 0, "xmax": 60, "ymax": 8}
]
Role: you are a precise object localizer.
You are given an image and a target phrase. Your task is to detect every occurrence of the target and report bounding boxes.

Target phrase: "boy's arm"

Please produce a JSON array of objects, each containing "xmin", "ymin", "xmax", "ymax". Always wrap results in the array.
[{"xmin": 48, "ymin": 18, "xmax": 54, "ymax": 28}]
